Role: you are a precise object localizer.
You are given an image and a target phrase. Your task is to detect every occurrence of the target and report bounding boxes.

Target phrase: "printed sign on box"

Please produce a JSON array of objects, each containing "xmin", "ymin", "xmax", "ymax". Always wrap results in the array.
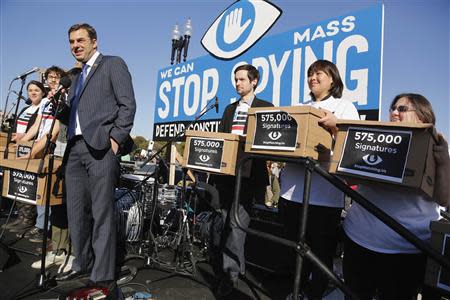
[
  {"xmin": 16, "ymin": 144, "xmax": 31, "ymax": 158},
  {"xmin": 8, "ymin": 169, "xmax": 38, "ymax": 202},
  {"xmin": 252, "ymin": 110, "xmax": 298, "ymax": 151},
  {"xmin": 337, "ymin": 127, "xmax": 412, "ymax": 183},
  {"xmin": 186, "ymin": 137, "xmax": 225, "ymax": 173}
]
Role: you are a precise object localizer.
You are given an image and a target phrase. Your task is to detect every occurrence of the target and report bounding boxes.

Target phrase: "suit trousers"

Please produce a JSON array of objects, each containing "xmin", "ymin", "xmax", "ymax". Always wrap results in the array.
[
  {"xmin": 214, "ymin": 176, "xmax": 264, "ymax": 282},
  {"xmin": 222, "ymin": 202, "xmax": 251, "ymax": 281},
  {"xmin": 65, "ymin": 137, "xmax": 119, "ymax": 282}
]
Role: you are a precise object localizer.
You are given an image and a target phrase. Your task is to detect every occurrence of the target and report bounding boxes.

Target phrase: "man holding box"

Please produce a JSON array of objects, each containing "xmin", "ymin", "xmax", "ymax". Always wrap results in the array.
[{"xmin": 212, "ymin": 64, "xmax": 273, "ymax": 298}]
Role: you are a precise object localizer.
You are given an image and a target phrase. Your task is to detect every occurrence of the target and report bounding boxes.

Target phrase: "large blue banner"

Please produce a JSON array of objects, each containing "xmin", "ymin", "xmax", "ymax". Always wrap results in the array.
[{"xmin": 153, "ymin": 4, "xmax": 383, "ymax": 140}]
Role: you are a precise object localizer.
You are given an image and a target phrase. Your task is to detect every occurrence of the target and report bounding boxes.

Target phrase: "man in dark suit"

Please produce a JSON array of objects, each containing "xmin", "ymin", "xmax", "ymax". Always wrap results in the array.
[
  {"xmin": 213, "ymin": 64, "xmax": 273, "ymax": 297},
  {"xmin": 56, "ymin": 23, "xmax": 136, "ymax": 291}
]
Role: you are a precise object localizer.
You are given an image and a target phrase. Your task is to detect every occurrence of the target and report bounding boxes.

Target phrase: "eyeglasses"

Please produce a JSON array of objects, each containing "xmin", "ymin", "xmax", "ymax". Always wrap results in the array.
[
  {"xmin": 389, "ymin": 105, "xmax": 416, "ymax": 113},
  {"xmin": 47, "ymin": 75, "xmax": 61, "ymax": 80}
]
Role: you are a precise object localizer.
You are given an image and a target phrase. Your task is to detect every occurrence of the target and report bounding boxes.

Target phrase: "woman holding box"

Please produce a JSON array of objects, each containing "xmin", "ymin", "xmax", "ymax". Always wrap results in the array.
[
  {"xmin": 278, "ymin": 59, "xmax": 359, "ymax": 299},
  {"xmin": 2, "ymin": 81, "xmax": 46, "ymax": 233},
  {"xmin": 343, "ymin": 93, "xmax": 449, "ymax": 299}
]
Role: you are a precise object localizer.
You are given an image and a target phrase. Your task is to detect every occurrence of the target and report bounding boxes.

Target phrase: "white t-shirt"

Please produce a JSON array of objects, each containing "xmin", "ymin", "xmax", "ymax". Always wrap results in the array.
[
  {"xmin": 343, "ymin": 183, "xmax": 440, "ymax": 253},
  {"xmin": 37, "ymin": 98, "xmax": 55, "ymax": 139},
  {"xmin": 16, "ymin": 105, "xmax": 39, "ymax": 134},
  {"xmin": 279, "ymin": 96, "xmax": 360, "ymax": 207}
]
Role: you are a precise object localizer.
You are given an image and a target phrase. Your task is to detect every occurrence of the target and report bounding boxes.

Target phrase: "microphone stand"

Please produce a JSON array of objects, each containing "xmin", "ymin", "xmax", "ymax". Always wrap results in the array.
[
  {"xmin": 1, "ymin": 79, "xmax": 16, "ymax": 131},
  {"xmin": 35, "ymin": 95, "xmax": 64, "ymax": 288},
  {"xmin": 136, "ymin": 98, "xmax": 218, "ymax": 265},
  {"xmin": 3, "ymin": 77, "xmax": 26, "ymax": 159}
]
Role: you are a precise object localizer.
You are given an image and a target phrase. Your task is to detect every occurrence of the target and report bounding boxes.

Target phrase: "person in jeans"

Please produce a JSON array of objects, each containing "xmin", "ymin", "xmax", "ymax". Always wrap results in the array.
[{"xmin": 3, "ymin": 80, "xmax": 45, "ymax": 234}]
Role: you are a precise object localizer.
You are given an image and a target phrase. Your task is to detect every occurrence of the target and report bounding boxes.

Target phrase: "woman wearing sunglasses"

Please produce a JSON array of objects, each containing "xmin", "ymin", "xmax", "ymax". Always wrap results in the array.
[{"xmin": 343, "ymin": 93, "xmax": 449, "ymax": 299}]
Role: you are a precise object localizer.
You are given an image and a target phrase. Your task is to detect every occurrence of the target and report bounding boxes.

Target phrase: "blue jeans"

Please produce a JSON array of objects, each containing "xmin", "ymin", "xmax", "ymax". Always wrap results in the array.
[{"xmin": 36, "ymin": 205, "xmax": 51, "ymax": 230}]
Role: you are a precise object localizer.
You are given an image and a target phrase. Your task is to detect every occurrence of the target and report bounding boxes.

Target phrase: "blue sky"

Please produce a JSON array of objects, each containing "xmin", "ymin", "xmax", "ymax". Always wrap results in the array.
[{"xmin": 1, "ymin": 0, "xmax": 449, "ymax": 140}]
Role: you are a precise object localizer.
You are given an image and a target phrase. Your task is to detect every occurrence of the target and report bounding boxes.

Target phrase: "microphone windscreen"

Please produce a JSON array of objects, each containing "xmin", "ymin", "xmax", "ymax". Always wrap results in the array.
[{"xmin": 59, "ymin": 76, "xmax": 72, "ymax": 89}]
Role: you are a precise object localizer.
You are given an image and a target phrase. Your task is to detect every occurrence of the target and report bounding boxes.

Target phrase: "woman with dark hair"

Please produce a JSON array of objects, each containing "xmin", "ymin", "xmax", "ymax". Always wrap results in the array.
[
  {"xmin": 279, "ymin": 60, "xmax": 360, "ymax": 298},
  {"xmin": 12, "ymin": 80, "xmax": 47, "ymax": 141},
  {"xmin": 3, "ymin": 80, "xmax": 47, "ymax": 233},
  {"xmin": 16, "ymin": 76, "xmax": 61, "ymax": 247},
  {"xmin": 343, "ymin": 93, "xmax": 449, "ymax": 299}
]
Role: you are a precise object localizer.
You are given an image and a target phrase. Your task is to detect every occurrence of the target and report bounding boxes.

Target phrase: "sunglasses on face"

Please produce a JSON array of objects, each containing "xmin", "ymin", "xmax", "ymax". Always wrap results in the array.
[{"xmin": 389, "ymin": 105, "xmax": 415, "ymax": 113}]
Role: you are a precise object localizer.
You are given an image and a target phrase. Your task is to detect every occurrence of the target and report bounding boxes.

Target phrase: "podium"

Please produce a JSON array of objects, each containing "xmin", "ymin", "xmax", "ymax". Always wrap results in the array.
[
  {"xmin": 0, "ymin": 157, "xmax": 63, "ymax": 206},
  {"xmin": 182, "ymin": 130, "xmax": 245, "ymax": 175}
]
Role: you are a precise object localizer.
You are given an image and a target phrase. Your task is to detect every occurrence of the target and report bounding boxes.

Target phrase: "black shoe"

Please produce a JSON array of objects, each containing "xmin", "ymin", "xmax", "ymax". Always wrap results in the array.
[
  {"xmin": 16, "ymin": 227, "xmax": 38, "ymax": 238},
  {"xmin": 55, "ymin": 269, "xmax": 89, "ymax": 281}
]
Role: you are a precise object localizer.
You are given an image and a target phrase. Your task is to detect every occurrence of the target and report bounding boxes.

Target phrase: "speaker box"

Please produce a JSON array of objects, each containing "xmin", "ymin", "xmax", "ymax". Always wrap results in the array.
[{"xmin": 245, "ymin": 205, "xmax": 292, "ymax": 273}]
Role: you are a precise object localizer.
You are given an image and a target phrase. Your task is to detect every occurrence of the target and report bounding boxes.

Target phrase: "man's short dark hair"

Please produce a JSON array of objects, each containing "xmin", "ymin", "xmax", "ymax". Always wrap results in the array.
[
  {"xmin": 44, "ymin": 66, "xmax": 66, "ymax": 79},
  {"xmin": 68, "ymin": 23, "xmax": 97, "ymax": 40},
  {"xmin": 234, "ymin": 64, "xmax": 260, "ymax": 89}
]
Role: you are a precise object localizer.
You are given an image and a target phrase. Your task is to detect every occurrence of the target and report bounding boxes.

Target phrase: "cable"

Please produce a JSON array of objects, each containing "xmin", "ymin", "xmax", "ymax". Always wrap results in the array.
[{"xmin": 118, "ymin": 282, "xmax": 152, "ymax": 293}]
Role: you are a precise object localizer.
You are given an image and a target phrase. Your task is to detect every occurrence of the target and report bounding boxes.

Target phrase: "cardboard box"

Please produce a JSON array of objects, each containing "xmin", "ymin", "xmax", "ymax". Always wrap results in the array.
[
  {"xmin": 329, "ymin": 120, "xmax": 436, "ymax": 197},
  {"xmin": 0, "ymin": 136, "xmax": 45, "ymax": 159},
  {"xmin": 183, "ymin": 130, "xmax": 245, "ymax": 175},
  {"xmin": 0, "ymin": 145, "xmax": 15, "ymax": 158},
  {"xmin": 245, "ymin": 106, "xmax": 332, "ymax": 160},
  {"xmin": 0, "ymin": 132, "xmax": 14, "ymax": 158},
  {"xmin": 424, "ymin": 220, "xmax": 450, "ymax": 293},
  {"xmin": 0, "ymin": 157, "xmax": 63, "ymax": 206},
  {"xmin": 0, "ymin": 132, "xmax": 8, "ymax": 146}
]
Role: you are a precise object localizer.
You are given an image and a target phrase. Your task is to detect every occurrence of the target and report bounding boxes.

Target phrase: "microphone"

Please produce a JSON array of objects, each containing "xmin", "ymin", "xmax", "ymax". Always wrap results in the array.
[
  {"xmin": 57, "ymin": 76, "xmax": 72, "ymax": 92},
  {"xmin": 15, "ymin": 67, "xmax": 40, "ymax": 80},
  {"xmin": 49, "ymin": 77, "xmax": 72, "ymax": 100},
  {"xmin": 45, "ymin": 77, "xmax": 72, "ymax": 108},
  {"xmin": 215, "ymin": 96, "xmax": 219, "ymax": 113}
]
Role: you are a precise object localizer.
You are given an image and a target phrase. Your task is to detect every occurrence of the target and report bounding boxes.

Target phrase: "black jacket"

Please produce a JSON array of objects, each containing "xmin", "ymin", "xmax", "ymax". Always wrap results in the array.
[{"xmin": 212, "ymin": 97, "xmax": 273, "ymax": 207}]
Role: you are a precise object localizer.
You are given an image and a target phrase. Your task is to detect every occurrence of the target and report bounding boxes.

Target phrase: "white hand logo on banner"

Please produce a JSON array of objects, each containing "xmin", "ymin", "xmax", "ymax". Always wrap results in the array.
[
  {"xmin": 224, "ymin": 8, "xmax": 252, "ymax": 44},
  {"xmin": 201, "ymin": 0, "xmax": 281, "ymax": 60}
]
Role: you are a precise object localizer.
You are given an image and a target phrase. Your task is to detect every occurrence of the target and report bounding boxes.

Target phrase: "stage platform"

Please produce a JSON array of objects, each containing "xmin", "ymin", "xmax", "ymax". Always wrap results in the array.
[{"xmin": 0, "ymin": 211, "xmax": 345, "ymax": 300}]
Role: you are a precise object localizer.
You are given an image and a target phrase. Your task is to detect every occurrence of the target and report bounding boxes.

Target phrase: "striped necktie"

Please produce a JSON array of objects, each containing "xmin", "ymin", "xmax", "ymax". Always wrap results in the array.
[{"xmin": 67, "ymin": 64, "xmax": 87, "ymax": 140}]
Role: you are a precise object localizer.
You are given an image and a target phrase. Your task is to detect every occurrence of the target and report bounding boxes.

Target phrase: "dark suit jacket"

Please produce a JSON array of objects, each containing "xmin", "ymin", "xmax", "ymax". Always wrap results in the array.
[
  {"xmin": 218, "ymin": 97, "xmax": 273, "ymax": 135},
  {"xmin": 61, "ymin": 54, "xmax": 136, "ymax": 154},
  {"xmin": 213, "ymin": 97, "xmax": 273, "ymax": 207}
]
